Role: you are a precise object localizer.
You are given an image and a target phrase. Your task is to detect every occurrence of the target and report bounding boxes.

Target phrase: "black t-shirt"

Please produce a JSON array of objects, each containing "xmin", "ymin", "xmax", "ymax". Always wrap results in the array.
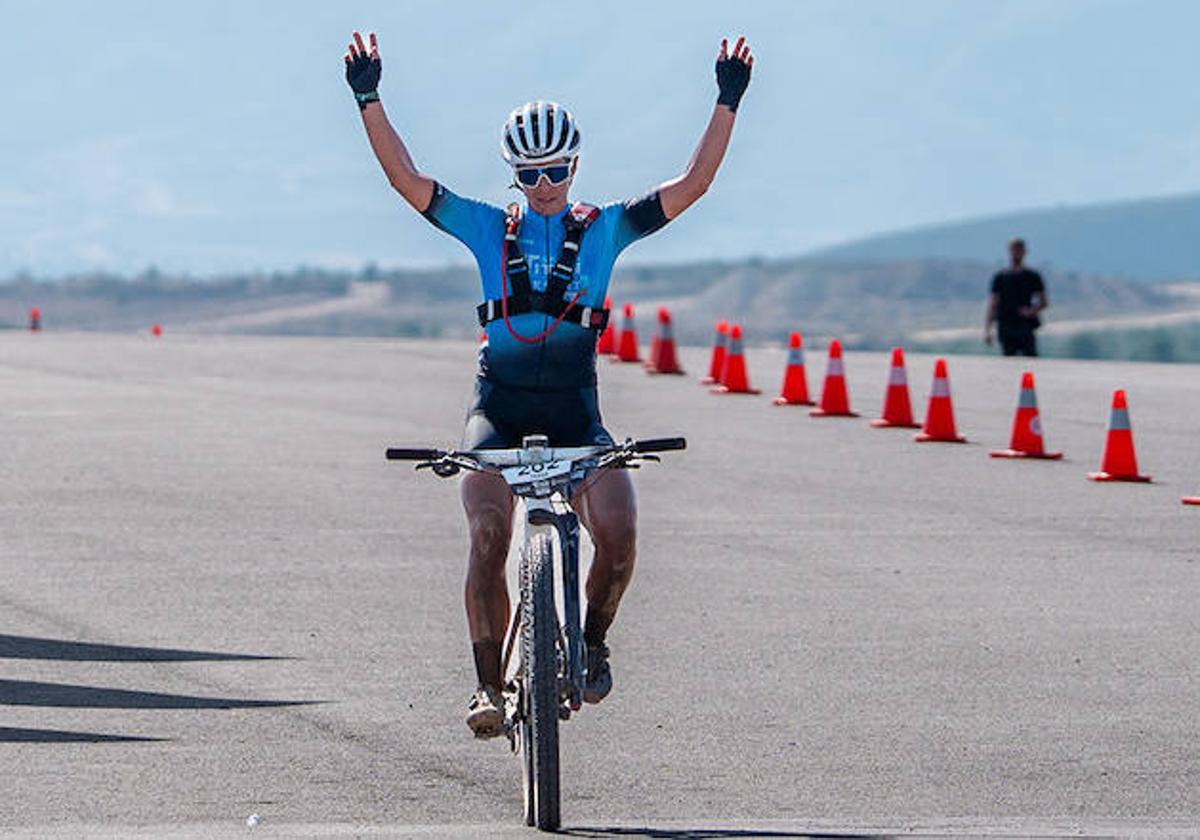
[{"xmin": 991, "ymin": 268, "xmax": 1045, "ymax": 323}]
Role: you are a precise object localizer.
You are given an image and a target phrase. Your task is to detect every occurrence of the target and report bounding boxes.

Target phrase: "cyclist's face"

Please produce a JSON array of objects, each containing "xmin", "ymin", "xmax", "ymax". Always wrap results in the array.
[{"xmin": 517, "ymin": 157, "xmax": 577, "ymax": 213}]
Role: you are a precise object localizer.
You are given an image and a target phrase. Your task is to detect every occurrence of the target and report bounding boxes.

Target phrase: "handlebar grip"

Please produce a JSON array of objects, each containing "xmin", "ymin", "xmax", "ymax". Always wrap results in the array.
[
  {"xmin": 386, "ymin": 447, "xmax": 443, "ymax": 461},
  {"xmin": 632, "ymin": 437, "xmax": 687, "ymax": 453}
]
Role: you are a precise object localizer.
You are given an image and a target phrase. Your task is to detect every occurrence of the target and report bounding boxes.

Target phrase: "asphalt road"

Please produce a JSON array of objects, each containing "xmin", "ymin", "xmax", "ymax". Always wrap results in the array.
[{"xmin": 3, "ymin": 332, "xmax": 1200, "ymax": 839}]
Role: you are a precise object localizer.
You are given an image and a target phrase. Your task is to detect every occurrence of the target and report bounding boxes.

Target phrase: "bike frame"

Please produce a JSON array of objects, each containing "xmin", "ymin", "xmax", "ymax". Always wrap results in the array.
[{"xmin": 484, "ymin": 436, "xmax": 601, "ymax": 717}]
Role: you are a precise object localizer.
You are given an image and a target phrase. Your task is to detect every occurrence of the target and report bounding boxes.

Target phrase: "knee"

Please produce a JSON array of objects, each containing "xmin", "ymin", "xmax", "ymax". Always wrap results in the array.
[{"xmin": 593, "ymin": 514, "xmax": 636, "ymax": 564}]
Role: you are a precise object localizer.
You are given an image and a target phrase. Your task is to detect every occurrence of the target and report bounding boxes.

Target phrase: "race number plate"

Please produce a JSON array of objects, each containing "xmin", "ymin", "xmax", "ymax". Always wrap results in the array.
[{"xmin": 501, "ymin": 459, "xmax": 573, "ymax": 485}]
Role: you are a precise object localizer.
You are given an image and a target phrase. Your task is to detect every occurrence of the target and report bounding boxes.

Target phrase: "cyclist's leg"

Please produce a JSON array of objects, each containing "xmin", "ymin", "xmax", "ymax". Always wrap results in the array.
[
  {"xmin": 571, "ymin": 468, "xmax": 635, "ymax": 703},
  {"xmin": 462, "ymin": 471, "xmax": 515, "ymax": 691},
  {"xmin": 571, "ymin": 467, "xmax": 637, "ymax": 645},
  {"xmin": 562, "ymin": 385, "xmax": 636, "ymax": 645},
  {"xmin": 461, "ymin": 379, "xmax": 517, "ymax": 703}
]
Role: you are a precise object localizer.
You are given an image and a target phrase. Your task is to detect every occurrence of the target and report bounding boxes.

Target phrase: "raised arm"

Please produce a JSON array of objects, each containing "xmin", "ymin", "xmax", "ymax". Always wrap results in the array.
[
  {"xmin": 345, "ymin": 32, "xmax": 435, "ymax": 214},
  {"xmin": 659, "ymin": 37, "xmax": 754, "ymax": 221}
]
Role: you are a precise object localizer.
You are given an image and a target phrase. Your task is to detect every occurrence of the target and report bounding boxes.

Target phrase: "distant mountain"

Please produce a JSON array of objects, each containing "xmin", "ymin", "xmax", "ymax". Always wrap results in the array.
[
  {"xmin": 807, "ymin": 192, "xmax": 1200, "ymax": 282},
  {"xmin": 3, "ymin": 259, "xmax": 1184, "ymax": 352}
]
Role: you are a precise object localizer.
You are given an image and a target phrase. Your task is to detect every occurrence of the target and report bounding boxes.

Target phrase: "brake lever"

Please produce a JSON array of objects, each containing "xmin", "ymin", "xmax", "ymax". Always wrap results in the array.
[{"xmin": 414, "ymin": 459, "xmax": 462, "ymax": 477}]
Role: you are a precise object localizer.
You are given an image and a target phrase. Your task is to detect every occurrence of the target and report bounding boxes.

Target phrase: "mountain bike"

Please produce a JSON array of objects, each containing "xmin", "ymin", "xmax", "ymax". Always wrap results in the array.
[{"xmin": 386, "ymin": 434, "xmax": 686, "ymax": 831}]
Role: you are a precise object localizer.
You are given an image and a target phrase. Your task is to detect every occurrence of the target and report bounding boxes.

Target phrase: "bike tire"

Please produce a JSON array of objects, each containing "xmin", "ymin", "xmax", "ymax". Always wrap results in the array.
[{"xmin": 520, "ymin": 531, "xmax": 560, "ymax": 831}]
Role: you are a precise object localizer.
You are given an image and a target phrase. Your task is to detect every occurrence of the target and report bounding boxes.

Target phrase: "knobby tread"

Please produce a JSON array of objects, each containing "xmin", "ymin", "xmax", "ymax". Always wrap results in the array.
[{"xmin": 521, "ymin": 532, "xmax": 560, "ymax": 830}]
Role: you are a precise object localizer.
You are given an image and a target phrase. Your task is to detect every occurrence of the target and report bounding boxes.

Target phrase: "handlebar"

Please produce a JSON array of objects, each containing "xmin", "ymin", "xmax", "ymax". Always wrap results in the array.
[
  {"xmin": 386, "ymin": 447, "xmax": 443, "ymax": 461},
  {"xmin": 385, "ymin": 436, "xmax": 686, "ymax": 482},
  {"xmin": 630, "ymin": 437, "xmax": 687, "ymax": 453}
]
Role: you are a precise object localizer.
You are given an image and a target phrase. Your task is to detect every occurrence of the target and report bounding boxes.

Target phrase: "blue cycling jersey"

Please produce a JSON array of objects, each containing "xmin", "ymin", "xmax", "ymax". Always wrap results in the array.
[{"xmin": 423, "ymin": 182, "xmax": 668, "ymax": 389}]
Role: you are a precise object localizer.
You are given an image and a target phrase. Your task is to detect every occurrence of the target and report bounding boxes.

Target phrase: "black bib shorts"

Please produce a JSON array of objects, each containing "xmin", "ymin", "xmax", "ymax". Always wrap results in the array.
[{"xmin": 462, "ymin": 377, "xmax": 615, "ymax": 450}]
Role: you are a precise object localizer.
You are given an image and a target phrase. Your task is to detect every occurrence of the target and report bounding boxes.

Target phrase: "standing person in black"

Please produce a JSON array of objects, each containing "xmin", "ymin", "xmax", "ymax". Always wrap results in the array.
[{"xmin": 985, "ymin": 237, "xmax": 1048, "ymax": 356}]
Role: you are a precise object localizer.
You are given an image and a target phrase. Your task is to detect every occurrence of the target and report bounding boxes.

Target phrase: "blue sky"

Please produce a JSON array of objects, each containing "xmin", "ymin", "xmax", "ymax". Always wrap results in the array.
[{"xmin": 2, "ymin": 0, "xmax": 1198, "ymax": 276}]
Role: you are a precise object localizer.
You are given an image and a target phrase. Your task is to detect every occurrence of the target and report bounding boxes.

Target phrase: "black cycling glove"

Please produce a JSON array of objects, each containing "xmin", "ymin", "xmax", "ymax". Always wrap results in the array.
[
  {"xmin": 346, "ymin": 52, "xmax": 382, "ymax": 110},
  {"xmin": 716, "ymin": 53, "xmax": 751, "ymax": 112}
]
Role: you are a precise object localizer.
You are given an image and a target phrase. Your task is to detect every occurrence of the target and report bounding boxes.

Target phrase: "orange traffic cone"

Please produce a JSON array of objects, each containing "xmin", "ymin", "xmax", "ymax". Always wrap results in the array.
[
  {"xmin": 597, "ymin": 296, "xmax": 616, "ymax": 354},
  {"xmin": 870, "ymin": 347, "xmax": 919, "ymax": 428},
  {"xmin": 615, "ymin": 303, "xmax": 641, "ymax": 362},
  {"xmin": 1088, "ymin": 389, "xmax": 1151, "ymax": 482},
  {"xmin": 773, "ymin": 332, "xmax": 814, "ymax": 406},
  {"xmin": 915, "ymin": 358, "xmax": 966, "ymax": 443},
  {"xmin": 990, "ymin": 371, "xmax": 1062, "ymax": 459},
  {"xmin": 810, "ymin": 339, "xmax": 859, "ymax": 417},
  {"xmin": 29, "ymin": 307, "xmax": 41, "ymax": 332},
  {"xmin": 710, "ymin": 324, "xmax": 760, "ymax": 394},
  {"xmin": 645, "ymin": 312, "xmax": 662, "ymax": 369},
  {"xmin": 646, "ymin": 307, "xmax": 685, "ymax": 375},
  {"xmin": 701, "ymin": 321, "xmax": 729, "ymax": 384}
]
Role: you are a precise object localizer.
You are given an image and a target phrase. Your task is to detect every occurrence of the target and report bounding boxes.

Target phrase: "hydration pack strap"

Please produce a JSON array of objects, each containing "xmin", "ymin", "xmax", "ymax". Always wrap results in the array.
[
  {"xmin": 502, "ymin": 204, "xmax": 533, "ymax": 304},
  {"xmin": 545, "ymin": 202, "xmax": 600, "ymax": 303},
  {"xmin": 477, "ymin": 297, "xmax": 609, "ymax": 331},
  {"xmin": 478, "ymin": 201, "xmax": 607, "ymax": 330}
]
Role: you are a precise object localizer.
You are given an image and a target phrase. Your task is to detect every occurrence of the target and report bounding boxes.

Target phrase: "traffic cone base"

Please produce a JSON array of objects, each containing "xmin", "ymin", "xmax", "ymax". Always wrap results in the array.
[
  {"xmin": 810, "ymin": 407, "xmax": 859, "ymax": 417},
  {"xmin": 1183, "ymin": 495, "xmax": 1200, "ymax": 505},
  {"xmin": 915, "ymin": 431, "xmax": 966, "ymax": 443},
  {"xmin": 990, "ymin": 448, "xmax": 1063, "ymax": 460},
  {"xmin": 775, "ymin": 395, "xmax": 815, "ymax": 406},
  {"xmin": 1088, "ymin": 470, "xmax": 1151, "ymax": 483},
  {"xmin": 870, "ymin": 417, "xmax": 918, "ymax": 428}
]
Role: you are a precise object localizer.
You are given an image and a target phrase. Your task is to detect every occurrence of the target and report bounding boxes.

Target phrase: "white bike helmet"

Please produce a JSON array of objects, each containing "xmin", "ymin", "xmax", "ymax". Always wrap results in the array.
[{"xmin": 500, "ymin": 100, "xmax": 581, "ymax": 165}]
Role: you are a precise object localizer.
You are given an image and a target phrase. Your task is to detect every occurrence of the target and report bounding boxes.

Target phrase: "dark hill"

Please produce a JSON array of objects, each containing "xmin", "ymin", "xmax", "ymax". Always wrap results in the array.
[{"xmin": 807, "ymin": 192, "xmax": 1200, "ymax": 282}]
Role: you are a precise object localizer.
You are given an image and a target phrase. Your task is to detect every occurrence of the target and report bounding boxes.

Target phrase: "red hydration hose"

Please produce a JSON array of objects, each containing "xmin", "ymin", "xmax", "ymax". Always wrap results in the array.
[{"xmin": 498, "ymin": 214, "xmax": 585, "ymax": 345}]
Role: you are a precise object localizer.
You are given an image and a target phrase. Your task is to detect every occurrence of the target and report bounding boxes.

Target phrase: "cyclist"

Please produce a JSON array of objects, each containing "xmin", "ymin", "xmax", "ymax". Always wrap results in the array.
[{"xmin": 345, "ymin": 31, "xmax": 753, "ymax": 737}]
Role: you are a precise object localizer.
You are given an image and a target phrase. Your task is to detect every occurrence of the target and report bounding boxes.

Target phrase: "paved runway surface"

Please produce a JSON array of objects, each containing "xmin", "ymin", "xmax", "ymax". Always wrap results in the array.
[{"xmin": 3, "ymin": 333, "xmax": 1200, "ymax": 838}]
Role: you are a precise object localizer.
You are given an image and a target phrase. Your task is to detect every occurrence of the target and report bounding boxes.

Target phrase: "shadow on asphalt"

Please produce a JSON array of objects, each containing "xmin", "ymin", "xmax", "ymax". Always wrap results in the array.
[
  {"xmin": 0, "ymin": 634, "xmax": 287, "ymax": 662},
  {"xmin": 564, "ymin": 828, "xmax": 890, "ymax": 839},
  {"xmin": 0, "ymin": 726, "xmax": 168, "ymax": 743},
  {"xmin": 0, "ymin": 679, "xmax": 319, "ymax": 710}
]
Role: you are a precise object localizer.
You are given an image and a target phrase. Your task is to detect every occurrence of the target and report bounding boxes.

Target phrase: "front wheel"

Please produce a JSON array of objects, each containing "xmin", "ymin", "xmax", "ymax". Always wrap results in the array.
[{"xmin": 519, "ymin": 531, "xmax": 560, "ymax": 831}]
